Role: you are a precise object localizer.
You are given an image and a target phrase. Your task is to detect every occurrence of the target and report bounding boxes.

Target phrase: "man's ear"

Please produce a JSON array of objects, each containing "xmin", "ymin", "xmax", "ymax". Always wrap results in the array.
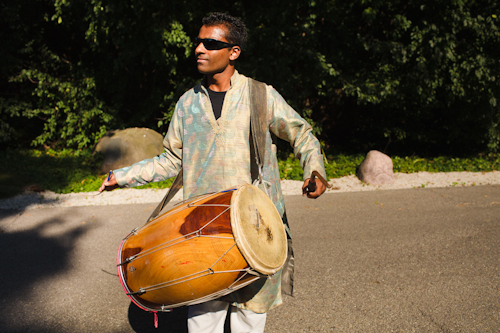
[{"xmin": 229, "ymin": 46, "xmax": 241, "ymax": 61}]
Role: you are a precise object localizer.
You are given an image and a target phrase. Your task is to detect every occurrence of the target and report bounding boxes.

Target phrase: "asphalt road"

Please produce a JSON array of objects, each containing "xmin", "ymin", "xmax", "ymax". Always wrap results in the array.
[{"xmin": 0, "ymin": 185, "xmax": 499, "ymax": 332}]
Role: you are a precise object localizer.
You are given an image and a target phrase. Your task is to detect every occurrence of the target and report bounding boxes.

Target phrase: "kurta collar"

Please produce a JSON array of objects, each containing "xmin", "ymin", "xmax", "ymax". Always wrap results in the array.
[
  {"xmin": 229, "ymin": 70, "xmax": 243, "ymax": 90},
  {"xmin": 198, "ymin": 70, "xmax": 244, "ymax": 94}
]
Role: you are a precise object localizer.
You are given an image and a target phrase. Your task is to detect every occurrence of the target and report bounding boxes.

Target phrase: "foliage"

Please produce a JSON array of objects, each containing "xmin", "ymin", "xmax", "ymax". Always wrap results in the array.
[
  {"xmin": 70, "ymin": 0, "xmax": 197, "ymax": 131},
  {"xmin": 0, "ymin": 0, "xmax": 499, "ymax": 156},
  {"xmin": 10, "ymin": 66, "xmax": 113, "ymax": 148},
  {"xmin": 243, "ymin": 0, "xmax": 500, "ymax": 155},
  {"xmin": 0, "ymin": 0, "xmax": 196, "ymax": 148}
]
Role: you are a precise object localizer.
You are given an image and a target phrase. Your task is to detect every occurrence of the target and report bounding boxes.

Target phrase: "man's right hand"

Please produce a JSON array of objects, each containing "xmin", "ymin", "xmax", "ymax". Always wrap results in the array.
[{"xmin": 99, "ymin": 172, "xmax": 120, "ymax": 192}]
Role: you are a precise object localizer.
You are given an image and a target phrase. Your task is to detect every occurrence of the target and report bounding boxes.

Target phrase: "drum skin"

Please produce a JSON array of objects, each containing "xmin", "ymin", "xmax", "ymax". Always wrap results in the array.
[{"xmin": 117, "ymin": 185, "xmax": 287, "ymax": 311}]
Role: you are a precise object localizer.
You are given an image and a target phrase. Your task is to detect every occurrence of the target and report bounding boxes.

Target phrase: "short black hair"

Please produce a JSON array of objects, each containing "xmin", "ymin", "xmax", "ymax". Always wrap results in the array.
[{"xmin": 202, "ymin": 12, "xmax": 247, "ymax": 50}]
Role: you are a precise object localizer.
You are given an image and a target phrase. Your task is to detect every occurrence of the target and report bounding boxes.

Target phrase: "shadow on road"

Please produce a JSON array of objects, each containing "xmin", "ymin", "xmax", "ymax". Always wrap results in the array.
[{"xmin": 0, "ymin": 214, "xmax": 91, "ymax": 332}]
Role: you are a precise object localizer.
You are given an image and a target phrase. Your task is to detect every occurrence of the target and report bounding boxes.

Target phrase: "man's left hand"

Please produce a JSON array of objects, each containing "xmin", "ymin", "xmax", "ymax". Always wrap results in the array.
[{"xmin": 302, "ymin": 178, "xmax": 326, "ymax": 199}]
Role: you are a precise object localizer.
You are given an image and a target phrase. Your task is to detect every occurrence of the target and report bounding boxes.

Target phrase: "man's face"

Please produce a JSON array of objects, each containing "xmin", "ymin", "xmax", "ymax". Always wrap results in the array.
[{"xmin": 195, "ymin": 25, "xmax": 237, "ymax": 75}]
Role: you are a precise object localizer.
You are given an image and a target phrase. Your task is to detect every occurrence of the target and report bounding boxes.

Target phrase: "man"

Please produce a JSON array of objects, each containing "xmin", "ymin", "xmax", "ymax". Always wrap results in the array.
[{"xmin": 100, "ymin": 12, "xmax": 326, "ymax": 333}]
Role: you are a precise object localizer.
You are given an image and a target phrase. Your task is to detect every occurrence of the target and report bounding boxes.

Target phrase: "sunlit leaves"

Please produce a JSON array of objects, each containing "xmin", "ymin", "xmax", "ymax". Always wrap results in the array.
[{"xmin": 12, "ymin": 66, "xmax": 113, "ymax": 148}]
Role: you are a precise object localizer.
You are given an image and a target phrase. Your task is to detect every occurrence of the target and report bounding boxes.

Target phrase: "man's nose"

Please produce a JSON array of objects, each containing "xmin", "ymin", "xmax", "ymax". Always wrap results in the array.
[{"xmin": 194, "ymin": 41, "xmax": 206, "ymax": 54}]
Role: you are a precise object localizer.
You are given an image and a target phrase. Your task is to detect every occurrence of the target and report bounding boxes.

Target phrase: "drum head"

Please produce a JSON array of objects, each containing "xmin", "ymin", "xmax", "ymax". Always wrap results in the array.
[{"xmin": 230, "ymin": 184, "xmax": 287, "ymax": 275}]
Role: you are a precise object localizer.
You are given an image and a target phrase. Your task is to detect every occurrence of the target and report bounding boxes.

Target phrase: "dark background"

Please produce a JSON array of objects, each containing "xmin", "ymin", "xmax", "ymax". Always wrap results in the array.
[{"xmin": 1, "ymin": 0, "xmax": 499, "ymax": 156}]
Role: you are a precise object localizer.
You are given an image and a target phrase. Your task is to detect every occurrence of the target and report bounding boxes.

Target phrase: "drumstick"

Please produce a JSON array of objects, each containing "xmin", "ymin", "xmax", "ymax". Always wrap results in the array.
[{"xmin": 94, "ymin": 170, "xmax": 112, "ymax": 196}]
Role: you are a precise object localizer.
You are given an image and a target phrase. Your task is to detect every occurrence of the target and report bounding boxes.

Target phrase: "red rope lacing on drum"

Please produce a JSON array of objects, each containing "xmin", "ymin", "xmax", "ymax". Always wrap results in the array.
[{"xmin": 117, "ymin": 237, "xmax": 161, "ymax": 328}]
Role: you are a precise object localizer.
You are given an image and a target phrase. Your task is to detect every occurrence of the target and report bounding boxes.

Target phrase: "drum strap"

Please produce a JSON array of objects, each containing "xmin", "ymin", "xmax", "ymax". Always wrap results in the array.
[
  {"xmin": 249, "ymin": 78, "xmax": 267, "ymax": 186},
  {"xmin": 249, "ymin": 79, "xmax": 295, "ymax": 297}
]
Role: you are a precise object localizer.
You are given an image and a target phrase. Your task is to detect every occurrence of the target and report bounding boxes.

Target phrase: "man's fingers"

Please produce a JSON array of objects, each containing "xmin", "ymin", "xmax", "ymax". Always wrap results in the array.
[{"xmin": 99, "ymin": 173, "xmax": 118, "ymax": 192}]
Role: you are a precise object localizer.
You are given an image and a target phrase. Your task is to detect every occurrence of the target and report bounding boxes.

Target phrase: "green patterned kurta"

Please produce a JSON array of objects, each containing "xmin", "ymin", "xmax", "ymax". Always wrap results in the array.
[{"xmin": 114, "ymin": 70, "xmax": 326, "ymax": 313}]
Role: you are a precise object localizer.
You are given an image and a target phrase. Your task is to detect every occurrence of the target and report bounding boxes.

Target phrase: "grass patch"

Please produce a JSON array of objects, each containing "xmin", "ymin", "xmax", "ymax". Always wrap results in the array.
[
  {"xmin": 279, "ymin": 153, "xmax": 499, "ymax": 180},
  {"xmin": 391, "ymin": 155, "xmax": 500, "ymax": 173},
  {"xmin": 0, "ymin": 149, "xmax": 104, "ymax": 199},
  {"xmin": 0, "ymin": 148, "xmax": 176, "ymax": 199},
  {"xmin": 1, "ymin": 149, "xmax": 498, "ymax": 199}
]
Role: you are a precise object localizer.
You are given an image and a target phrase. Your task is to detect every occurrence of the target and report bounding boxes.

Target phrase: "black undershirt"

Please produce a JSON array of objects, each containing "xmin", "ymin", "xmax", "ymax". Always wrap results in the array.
[{"xmin": 206, "ymin": 87, "xmax": 226, "ymax": 120}]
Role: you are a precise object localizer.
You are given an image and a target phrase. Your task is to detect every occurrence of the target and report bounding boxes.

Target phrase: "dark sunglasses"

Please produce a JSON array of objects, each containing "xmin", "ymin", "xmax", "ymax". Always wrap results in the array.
[{"xmin": 194, "ymin": 37, "xmax": 236, "ymax": 50}]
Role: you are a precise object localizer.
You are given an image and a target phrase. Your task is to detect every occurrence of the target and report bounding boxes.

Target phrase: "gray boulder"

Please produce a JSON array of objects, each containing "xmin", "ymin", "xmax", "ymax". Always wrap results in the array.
[
  {"xmin": 94, "ymin": 127, "xmax": 164, "ymax": 174},
  {"xmin": 357, "ymin": 150, "xmax": 394, "ymax": 185}
]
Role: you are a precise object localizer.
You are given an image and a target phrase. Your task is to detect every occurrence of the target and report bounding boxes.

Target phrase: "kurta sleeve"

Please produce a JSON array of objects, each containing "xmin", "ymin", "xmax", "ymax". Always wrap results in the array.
[
  {"xmin": 113, "ymin": 102, "xmax": 184, "ymax": 187},
  {"xmin": 267, "ymin": 87, "xmax": 326, "ymax": 180}
]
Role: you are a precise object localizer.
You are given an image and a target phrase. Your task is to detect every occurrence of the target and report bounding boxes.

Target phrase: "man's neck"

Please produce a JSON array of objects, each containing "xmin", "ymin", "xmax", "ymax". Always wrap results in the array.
[{"xmin": 205, "ymin": 67, "xmax": 235, "ymax": 92}]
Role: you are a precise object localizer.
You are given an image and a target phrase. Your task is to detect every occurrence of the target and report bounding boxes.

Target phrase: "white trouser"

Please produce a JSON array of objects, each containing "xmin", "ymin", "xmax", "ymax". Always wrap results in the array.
[{"xmin": 187, "ymin": 300, "xmax": 267, "ymax": 333}]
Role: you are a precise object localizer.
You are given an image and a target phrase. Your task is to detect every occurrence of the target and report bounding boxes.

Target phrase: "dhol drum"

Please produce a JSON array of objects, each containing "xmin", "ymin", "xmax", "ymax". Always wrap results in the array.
[{"xmin": 117, "ymin": 184, "xmax": 287, "ymax": 312}]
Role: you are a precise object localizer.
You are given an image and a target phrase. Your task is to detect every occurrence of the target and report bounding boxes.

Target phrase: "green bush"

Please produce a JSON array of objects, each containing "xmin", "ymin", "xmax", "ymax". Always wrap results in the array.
[{"xmin": 1, "ymin": 1, "xmax": 499, "ymax": 156}]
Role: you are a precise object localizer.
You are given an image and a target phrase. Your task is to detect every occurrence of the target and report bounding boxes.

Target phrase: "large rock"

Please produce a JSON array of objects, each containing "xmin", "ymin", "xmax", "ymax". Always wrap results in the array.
[
  {"xmin": 357, "ymin": 150, "xmax": 394, "ymax": 185},
  {"xmin": 94, "ymin": 127, "xmax": 164, "ymax": 174}
]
